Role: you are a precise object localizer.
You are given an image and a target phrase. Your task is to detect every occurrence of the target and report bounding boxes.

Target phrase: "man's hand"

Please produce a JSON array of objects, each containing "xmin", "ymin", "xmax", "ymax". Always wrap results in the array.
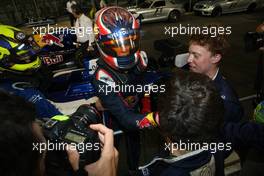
[
  {"xmin": 66, "ymin": 124, "xmax": 118, "ymax": 176},
  {"xmin": 66, "ymin": 145, "xmax": 80, "ymax": 171},
  {"xmin": 85, "ymin": 124, "xmax": 118, "ymax": 176}
]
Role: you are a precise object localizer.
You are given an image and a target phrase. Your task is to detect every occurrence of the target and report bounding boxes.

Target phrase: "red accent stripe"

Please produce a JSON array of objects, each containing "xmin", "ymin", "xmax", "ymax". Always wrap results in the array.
[
  {"xmin": 132, "ymin": 19, "xmax": 140, "ymax": 29},
  {"xmin": 96, "ymin": 8, "xmax": 111, "ymax": 35}
]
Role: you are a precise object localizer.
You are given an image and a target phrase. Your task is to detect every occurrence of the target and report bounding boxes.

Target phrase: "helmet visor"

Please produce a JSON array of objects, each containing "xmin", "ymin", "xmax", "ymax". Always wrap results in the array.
[
  {"xmin": 99, "ymin": 28, "xmax": 140, "ymax": 58},
  {"xmin": 15, "ymin": 36, "xmax": 40, "ymax": 53}
]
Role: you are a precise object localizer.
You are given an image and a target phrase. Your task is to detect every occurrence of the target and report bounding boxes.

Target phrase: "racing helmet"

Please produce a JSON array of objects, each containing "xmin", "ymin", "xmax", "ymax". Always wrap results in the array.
[
  {"xmin": 95, "ymin": 6, "xmax": 141, "ymax": 70},
  {"xmin": 0, "ymin": 25, "xmax": 41, "ymax": 74}
]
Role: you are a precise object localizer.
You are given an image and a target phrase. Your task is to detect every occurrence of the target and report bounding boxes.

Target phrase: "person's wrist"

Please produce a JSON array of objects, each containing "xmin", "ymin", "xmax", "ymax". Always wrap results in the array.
[
  {"xmin": 72, "ymin": 163, "xmax": 79, "ymax": 171},
  {"xmin": 100, "ymin": 151, "xmax": 116, "ymax": 160}
]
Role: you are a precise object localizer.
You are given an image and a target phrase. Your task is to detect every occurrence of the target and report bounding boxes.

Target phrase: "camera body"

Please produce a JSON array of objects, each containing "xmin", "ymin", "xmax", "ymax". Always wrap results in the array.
[
  {"xmin": 244, "ymin": 32, "xmax": 264, "ymax": 51},
  {"xmin": 43, "ymin": 105, "xmax": 101, "ymax": 167}
]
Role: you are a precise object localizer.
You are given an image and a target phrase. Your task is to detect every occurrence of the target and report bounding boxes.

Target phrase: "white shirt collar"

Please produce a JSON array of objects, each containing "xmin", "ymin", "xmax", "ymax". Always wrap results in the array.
[{"xmin": 212, "ymin": 68, "xmax": 219, "ymax": 81}]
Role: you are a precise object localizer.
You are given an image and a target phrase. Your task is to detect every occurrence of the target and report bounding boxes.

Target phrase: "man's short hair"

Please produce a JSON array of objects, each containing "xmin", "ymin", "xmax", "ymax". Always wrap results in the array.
[
  {"xmin": 189, "ymin": 24, "xmax": 230, "ymax": 56},
  {"xmin": 158, "ymin": 70, "xmax": 224, "ymax": 144},
  {"xmin": 0, "ymin": 91, "xmax": 39, "ymax": 176}
]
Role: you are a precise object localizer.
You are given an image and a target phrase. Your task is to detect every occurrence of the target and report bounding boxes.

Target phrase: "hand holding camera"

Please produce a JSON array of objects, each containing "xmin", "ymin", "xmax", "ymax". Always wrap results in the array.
[
  {"xmin": 43, "ymin": 104, "xmax": 102, "ymax": 167},
  {"xmin": 67, "ymin": 124, "xmax": 118, "ymax": 176}
]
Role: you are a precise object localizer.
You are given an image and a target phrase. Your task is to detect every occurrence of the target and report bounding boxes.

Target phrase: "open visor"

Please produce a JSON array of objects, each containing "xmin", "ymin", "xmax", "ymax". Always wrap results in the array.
[{"xmin": 99, "ymin": 29, "xmax": 140, "ymax": 58}]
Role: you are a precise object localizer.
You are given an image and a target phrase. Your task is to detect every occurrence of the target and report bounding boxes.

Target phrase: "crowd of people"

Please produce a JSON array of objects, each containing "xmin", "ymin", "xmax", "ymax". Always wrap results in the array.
[{"xmin": 0, "ymin": 3, "xmax": 264, "ymax": 176}]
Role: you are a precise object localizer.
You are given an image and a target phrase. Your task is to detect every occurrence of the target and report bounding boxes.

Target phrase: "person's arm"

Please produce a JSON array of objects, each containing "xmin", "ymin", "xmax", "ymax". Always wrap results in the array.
[
  {"xmin": 214, "ymin": 76, "xmax": 244, "ymax": 123},
  {"xmin": 222, "ymin": 122, "xmax": 264, "ymax": 151},
  {"xmin": 20, "ymin": 88, "xmax": 62, "ymax": 119},
  {"xmin": 76, "ymin": 16, "xmax": 94, "ymax": 47},
  {"xmin": 0, "ymin": 82, "xmax": 62, "ymax": 119},
  {"xmin": 75, "ymin": 18, "xmax": 82, "ymax": 43},
  {"xmin": 76, "ymin": 18, "xmax": 87, "ymax": 44},
  {"xmin": 87, "ymin": 18, "xmax": 95, "ymax": 48},
  {"xmin": 223, "ymin": 100, "xmax": 244, "ymax": 123},
  {"xmin": 80, "ymin": 17, "xmax": 94, "ymax": 51},
  {"xmin": 94, "ymin": 79, "xmax": 160, "ymax": 131},
  {"xmin": 96, "ymin": 85, "xmax": 145, "ymax": 130},
  {"xmin": 67, "ymin": 124, "xmax": 118, "ymax": 176},
  {"xmin": 93, "ymin": 69, "xmax": 159, "ymax": 130}
]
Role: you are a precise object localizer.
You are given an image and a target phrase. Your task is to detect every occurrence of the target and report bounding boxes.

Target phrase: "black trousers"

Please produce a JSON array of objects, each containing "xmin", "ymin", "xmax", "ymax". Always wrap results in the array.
[
  {"xmin": 125, "ymin": 131, "xmax": 141, "ymax": 171},
  {"xmin": 115, "ymin": 131, "xmax": 141, "ymax": 172}
]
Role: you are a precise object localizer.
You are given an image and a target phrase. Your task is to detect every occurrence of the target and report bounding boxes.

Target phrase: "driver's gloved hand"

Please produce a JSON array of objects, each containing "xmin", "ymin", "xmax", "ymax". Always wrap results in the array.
[{"xmin": 138, "ymin": 112, "xmax": 159, "ymax": 129}]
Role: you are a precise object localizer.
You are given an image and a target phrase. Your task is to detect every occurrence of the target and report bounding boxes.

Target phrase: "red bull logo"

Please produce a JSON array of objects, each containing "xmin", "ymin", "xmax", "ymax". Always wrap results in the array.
[{"xmin": 42, "ymin": 34, "xmax": 64, "ymax": 47}]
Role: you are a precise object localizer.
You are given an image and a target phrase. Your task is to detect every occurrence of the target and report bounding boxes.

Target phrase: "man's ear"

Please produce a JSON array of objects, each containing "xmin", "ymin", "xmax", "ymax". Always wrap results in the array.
[{"xmin": 211, "ymin": 53, "xmax": 222, "ymax": 64}]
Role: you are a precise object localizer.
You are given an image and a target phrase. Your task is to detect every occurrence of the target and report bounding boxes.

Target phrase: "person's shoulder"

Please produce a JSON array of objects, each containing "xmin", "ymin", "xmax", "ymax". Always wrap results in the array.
[{"xmin": 94, "ymin": 67, "xmax": 116, "ymax": 86}]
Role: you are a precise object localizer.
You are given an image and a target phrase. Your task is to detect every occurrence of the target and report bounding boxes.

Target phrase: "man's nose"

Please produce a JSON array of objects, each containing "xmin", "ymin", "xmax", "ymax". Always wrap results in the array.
[{"xmin": 187, "ymin": 55, "xmax": 192, "ymax": 63}]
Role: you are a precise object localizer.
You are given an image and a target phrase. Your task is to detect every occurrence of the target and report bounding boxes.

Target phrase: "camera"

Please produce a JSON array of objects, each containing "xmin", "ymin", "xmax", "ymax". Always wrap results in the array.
[
  {"xmin": 43, "ymin": 104, "xmax": 101, "ymax": 167},
  {"xmin": 244, "ymin": 32, "xmax": 264, "ymax": 51}
]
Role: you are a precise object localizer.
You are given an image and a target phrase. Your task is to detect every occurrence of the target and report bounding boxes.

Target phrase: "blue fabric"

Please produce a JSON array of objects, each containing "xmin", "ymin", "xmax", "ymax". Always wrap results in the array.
[
  {"xmin": 93, "ymin": 69, "xmax": 145, "ymax": 131},
  {"xmin": 0, "ymin": 80, "xmax": 61, "ymax": 119},
  {"xmin": 92, "ymin": 58, "xmax": 147, "ymax": 131},
  {"xmin": 0, "ymin": 39, "xmax": 11, "ymax": 49},
  {"xmin": 139, "ymin": 151, "xmax": 213, "ymax": 176},
  {"xmin": 213, "ymin": 71, "xmax": 244, "ymax": 123}
]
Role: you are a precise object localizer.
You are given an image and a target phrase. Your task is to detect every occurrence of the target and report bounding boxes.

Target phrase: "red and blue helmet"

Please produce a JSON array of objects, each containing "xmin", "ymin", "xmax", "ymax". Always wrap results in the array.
[{"xmin": 95, "ymin": 6, "xmax": 141, "ymax": 70}]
